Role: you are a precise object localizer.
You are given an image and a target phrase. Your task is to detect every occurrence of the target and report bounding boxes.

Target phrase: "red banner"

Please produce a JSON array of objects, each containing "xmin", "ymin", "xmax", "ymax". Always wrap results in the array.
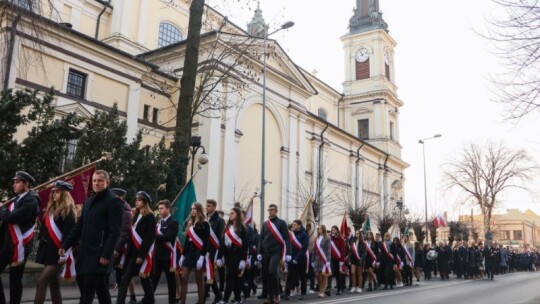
[{"xmin": 38, "ymin": 166, "xmax": 95, "ymax": 217}]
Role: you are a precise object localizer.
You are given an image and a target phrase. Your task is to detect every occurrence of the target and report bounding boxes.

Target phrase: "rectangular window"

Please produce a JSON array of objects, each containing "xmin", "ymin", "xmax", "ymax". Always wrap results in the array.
[
  {"xmin": 143, "ymin": 105, "xmax": 150, "ymax": 121},
  {"xmin": 500, "ymin": 230, "xmax": 510, "ymax": 240},
  {"xmin": 152, "ymin": 108, "xmax": 159, "ymax": 124},
  {"xmin": 513, "ymin": 230, "xmax": 522, "ymax": 240},
  {"xmin": 389, "ymin": 121, "xmax": 394, "ymax": 141},
  {"xmin": 357, "ymin": 119, "xmax": 369, "ymax": 140},
  {"xmin": 63, "ymin": 139, "xmax": 78, "ymax": 171},
  {"xmin": 66, "ymin": 69, "xmax": 87, "ymax": 99},
  {"xmin": 385, "ymin": 63, "xmax": 390, "ymax": 80},
  {"xmin": 355, "ymin": 60, "xmax": 370, "ymax": 80}
]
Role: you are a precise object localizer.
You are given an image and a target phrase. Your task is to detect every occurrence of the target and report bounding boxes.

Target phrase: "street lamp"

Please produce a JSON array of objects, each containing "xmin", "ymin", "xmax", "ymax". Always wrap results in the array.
[
  {"xmin": 190, "ymin": 136, "xmax": 208, "ymax": 176},
  {"xmin": 260, "ymin": 20, "xmax": 294, "ymax": 226},
  {"xmin": 419, "ymin": 133, "xmax": 441, "ymax": 242}
]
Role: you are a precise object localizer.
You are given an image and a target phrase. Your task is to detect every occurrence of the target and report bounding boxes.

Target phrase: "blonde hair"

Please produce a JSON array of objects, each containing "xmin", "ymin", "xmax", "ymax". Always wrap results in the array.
[
  {"xmin": 135, "ymin": 197, "xmax": 153, "ymax": 216},
  {"xmin": 45, "ymin": 190, "xmax": 77, "ymax": 221},
  {"xmin": 187, "ymin": 202, "xmax": 206, "ymax": 227}
]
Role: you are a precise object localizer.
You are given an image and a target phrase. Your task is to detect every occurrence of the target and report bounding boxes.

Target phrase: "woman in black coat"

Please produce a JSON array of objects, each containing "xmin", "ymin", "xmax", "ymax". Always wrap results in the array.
[
  {"xmin": 179, "ymin": 202, "xmax": 210, "ymax": 304},
  {"xmin": 217, "ymin": 207, "xmax": 248, "ymax": 303},
  {"xmin": 116, "ymin": 191, "xmax": 156, "ymax": 304},
  {"xmin": 34, "ymin": 181, "xmax": 77, "ymax": 304}
]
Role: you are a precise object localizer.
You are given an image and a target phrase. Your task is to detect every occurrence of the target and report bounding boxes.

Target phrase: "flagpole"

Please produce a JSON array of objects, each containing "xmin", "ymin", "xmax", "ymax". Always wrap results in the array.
[
  {"xmin": 32, "ymin": 152, "xmax": 113, "ymax": 192},
  {"xmin": 2, "ymin": 152, "xmax": 112, "ymax": 205},
  {"xmin": 171, "ymin": 170, "xmax": 200, "ymax": 204}
]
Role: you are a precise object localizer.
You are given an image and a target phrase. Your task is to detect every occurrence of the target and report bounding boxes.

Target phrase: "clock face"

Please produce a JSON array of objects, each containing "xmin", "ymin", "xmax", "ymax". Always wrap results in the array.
[{"xmin": 355, "ymin": 48, "xmax": 369, "ymax": 62}]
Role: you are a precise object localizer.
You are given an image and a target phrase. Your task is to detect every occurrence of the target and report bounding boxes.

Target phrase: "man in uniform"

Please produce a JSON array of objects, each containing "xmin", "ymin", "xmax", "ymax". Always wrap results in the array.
[
  {"xmin": 206, "ymin": 199, "xmax": 224, "ymax": 303},
  {"xmin": 152, "ymin": 200, "xmax": 179, "ymax": 304},
  {"xmin": 258, "ymin": 204, "xmax": 291, "ymax": 304},
  {"xmin": 0, "ymin": 171, "xmax": 40, "ymax": 304},
  {"xmin": 61, "ymin": 170, "xmax": 124, "ymax": 304}
]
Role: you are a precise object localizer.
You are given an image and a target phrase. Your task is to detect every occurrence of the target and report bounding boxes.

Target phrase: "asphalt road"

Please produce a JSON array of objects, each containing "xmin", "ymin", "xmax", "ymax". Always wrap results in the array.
[{"xmin": 48, "ymin": 271, "xmax": 540, "ymax": 304}]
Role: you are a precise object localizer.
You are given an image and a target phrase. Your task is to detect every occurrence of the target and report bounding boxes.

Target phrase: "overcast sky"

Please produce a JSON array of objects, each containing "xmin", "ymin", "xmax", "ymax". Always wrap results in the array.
[{"xmin": 208, "ymin": 0, "xmax": 540, "ymax": 219}]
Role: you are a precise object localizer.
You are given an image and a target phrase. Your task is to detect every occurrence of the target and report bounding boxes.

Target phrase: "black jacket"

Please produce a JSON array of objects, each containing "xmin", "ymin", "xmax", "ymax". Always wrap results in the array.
[
  {"xmin": 207, "ymin": 212, "xmax": 224, "ymax": 254},
  {"xmin": 154, "ymin": 216, "xmax": 179, "ymax": 261},
  {"xmin": 127, "ymin": 213, "xmax": 156, "ymax": 260},
  {"xmin": 290, "ymin": 228, "xmax": 309, "ymax": 265},
  {"xmin": 258, "ymin": 216, "xmax": 291, "ymax": 256},
  {"xmin": 36, "ymin": 211, "xmax": 76, "ymax": 265},
  {"xmin": 62, "ymin": 188, "xmax": 124, "ymax": 274},
  {"xmin": 0, "ymin": 190, "xmax": 40, "ymax": 254}
]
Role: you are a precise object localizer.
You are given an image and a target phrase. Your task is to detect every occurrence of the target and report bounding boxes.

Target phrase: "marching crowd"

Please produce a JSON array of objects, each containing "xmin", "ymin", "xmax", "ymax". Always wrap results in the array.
[{"xmin": 0, "ymin": 170, "xmax": 540, "ymax": 304}]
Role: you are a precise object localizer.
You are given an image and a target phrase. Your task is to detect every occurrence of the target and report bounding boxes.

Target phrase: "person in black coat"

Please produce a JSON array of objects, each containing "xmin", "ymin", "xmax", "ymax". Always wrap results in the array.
[
  {"xmin": 179, "ymin": 202, "xmax": 210, "ymax": 304},
  {"xmin": 0, "ymin": 171, "xmax": 40, "ymax": 304},
  {"xmin": 205, "ymin": 199, "xmax": 224, "ymax": 303},
  {"xmin": 151, "ymin": 200, "xmax": 179, "ymax": 304},
  {"xmin": 380, "ymin": 233, "xmax": 396, "ymax": 290},
  {"xmin": 217, "ymin": 207, "xmax": 248, "ymax": 303},
  {"xmin": 483, "ymin": 241, "xmax": 499, "ymax": 280},
  {"xmin": 61, "ymin": 170, "xmax": 124, "ymax": 304},
  {"xmin": 284, "ymin": 220, "xmax": 309, "ymax": 300},
  {"xmin": 34, "ymin": 181, "xmax": 77, "ymax": 304},
  {"xmin": 436, "ymin": 241, "xmax": 451, "ymax": 280},
  {"xmin": 116, "ymin": 191, "xmax": 157, "ymax": 304},
  {"xmin": 364, "ymin": 231, "xmax": 379, "ymax": 291}
]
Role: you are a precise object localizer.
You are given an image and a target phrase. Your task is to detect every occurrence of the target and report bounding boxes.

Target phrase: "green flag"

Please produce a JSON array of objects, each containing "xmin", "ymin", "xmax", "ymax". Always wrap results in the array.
[
  {"xmin": 362, "ymin": 216, "xmax": 371, "ymax": 234},
  {"xmin": 172, "ymin": 179, "xmax": 197, "ymax": 238},
  {"xmin": 404, "ymin": 226, "xmax": 410, "ymax": 236}
]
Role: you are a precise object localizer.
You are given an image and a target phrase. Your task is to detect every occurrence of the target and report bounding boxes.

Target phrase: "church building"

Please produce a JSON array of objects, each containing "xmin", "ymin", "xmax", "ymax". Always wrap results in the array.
[{"xmin": 0, "ymin": 0, "xmax": 408, "ymax": 227}]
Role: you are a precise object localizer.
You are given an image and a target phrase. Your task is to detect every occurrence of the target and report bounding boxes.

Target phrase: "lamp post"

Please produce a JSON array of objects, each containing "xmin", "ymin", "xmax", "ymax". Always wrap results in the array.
[
  {"xmin": 259, "ymin": 20, "xmax": 294, "ymax": 226},
  {"xmin": 393, "ymin": 197, "xmax": 409, "ymax": 235},
  {"xmin": 419, "ymin": 134, "xmax": 441, "ymax": 241},
  {"xmin": 189, "ymin": 136, "xmax": 208, "ymax": 176}
]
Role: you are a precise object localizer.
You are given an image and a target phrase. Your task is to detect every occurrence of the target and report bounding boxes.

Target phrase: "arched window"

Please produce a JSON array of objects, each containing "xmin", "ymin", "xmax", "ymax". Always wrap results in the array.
[
  {"xmin": 318, "ymin": 108, "xmax": 328, "ymax": 121},
  {"xmin": 158, "ymin": 22, "xmax": 183, "ymax": 48}
]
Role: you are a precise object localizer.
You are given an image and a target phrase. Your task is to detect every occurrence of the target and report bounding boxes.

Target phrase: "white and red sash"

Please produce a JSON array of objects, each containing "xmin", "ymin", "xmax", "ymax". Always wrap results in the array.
[
  {"xmin": 45, "ymin": 213, "xmax": 75, "ymax": 280},
  {"xmin": 209, "ymin": 228, "xmax": 220, "ymax": 251},
  {"xmin": 266, "ymin": 220, "xmax": 286, "ymax": 261},
  {"xmin": 365, "ymin": 241, "xmax": 378, "ymax": 268},
  {"xmin": 187, "ymin": 226, "xmax": 204, "ymax": 251},
  {"xmin": 205, "ymin": 253, "xmax": 214, "ymax": 283},
  {"xmin": 315, "ymin": 236, "xmax": 331, "ymax": 275},
  {"xmin": 352, "ymin": 241, "xmax": 361, "ymax": 261},
  {"xmin": 404, "ymin": 244, "xmax": 414, "ymax": 268},
  {"xmin": 290, "ymin": 231, "xmax": 309, "ymax": 273},
  {"xmin": 157, "ymin": 221, "xmax": 177, "ymax": 271},
  {"xmin": 330, "ymin": 239, "xmax": 341, "ymax": 260},
  {"xmin": 381, "ymin": 241, "xmax": 394, "ymax": 261},
  {"xmin": 131, "ymin": 215, "xmax": 154, "ymax": 278},
  {"xmin": 7, "ymin": 202, "xmax": 35, "ymax": 266},
  {"xmin": 225, "ymin": 226, "xmax": 243, "ymax": 248}
]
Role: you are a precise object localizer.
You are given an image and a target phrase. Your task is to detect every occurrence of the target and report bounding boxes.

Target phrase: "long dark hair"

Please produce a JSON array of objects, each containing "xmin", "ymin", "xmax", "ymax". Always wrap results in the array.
[{"xmin": 226, "ymin": 207, "xmax": 246, "ymax": 236}]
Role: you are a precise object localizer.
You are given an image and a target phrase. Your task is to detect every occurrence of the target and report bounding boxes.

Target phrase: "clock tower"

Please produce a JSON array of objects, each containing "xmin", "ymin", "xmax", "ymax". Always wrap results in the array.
[{"xmin": 341, "ymin": 0, "xmax": 402, "ymax": 158}]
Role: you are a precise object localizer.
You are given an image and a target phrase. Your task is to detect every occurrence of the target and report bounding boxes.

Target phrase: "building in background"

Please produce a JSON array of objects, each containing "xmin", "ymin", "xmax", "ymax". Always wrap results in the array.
[
  {"xmin": 0, "ymin": 0, "xmax": 408, "ymax": 226},
  {"xmin": 459, "ymin": 209, "xmax": 540, "ymax": 250}
]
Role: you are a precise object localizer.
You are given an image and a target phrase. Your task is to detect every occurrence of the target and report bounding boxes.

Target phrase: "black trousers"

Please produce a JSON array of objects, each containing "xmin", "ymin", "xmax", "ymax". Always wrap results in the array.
[
  {"xmin": 262, "ymin": 253, "xmax": 281, "ymax": 298},
  {"xmin": 117, "ymin": 257, "xmax": 154, "ymax": 304},
  {"xmin": 223, "ymin": 258, "xmax": 243, "ymax": 302},
  {"xmin": 285, "ymin": 262, "xmax": 307, "ymax": 295},
  {"xmin": 330, "ymin": 260, "xmax": 345, "ymax": 292},
  {"xmin": 0, "ymin": 251, "xmax": 26, "ymax": 304},
  {"xmin": 77, "ymin": 273, "xmax": 111, "ymax": 304},
  {"xmin": 402, "ymin": 265, "xmax": 412, "ymax": 284},
  {"xmin": 382, "ymin": 263, "xmax": 395, "ymax": 286},
  {"xmin": 152, "ymin": 259, "xmax": 177, "ymax": 304}
]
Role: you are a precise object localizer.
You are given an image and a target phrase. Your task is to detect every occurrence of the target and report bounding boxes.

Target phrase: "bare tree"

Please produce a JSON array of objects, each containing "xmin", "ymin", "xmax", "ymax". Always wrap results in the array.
[
  {"xmin": 442, "ymin": 140, "xmax": 536, "ymax": 234},
  {"xmin": 483, "ymin": 0, "xmax": 540, "ymax": 120},
  {"xmin": 335, "ymin": 178, "xmax": 380, "ymax": 231}
]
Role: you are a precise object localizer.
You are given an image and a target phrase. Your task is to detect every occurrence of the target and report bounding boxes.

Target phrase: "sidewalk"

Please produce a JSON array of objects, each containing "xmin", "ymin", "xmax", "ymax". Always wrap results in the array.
[{"xmin": 17, "ymin": 281, "xmax": 198, "ymax": 303}]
